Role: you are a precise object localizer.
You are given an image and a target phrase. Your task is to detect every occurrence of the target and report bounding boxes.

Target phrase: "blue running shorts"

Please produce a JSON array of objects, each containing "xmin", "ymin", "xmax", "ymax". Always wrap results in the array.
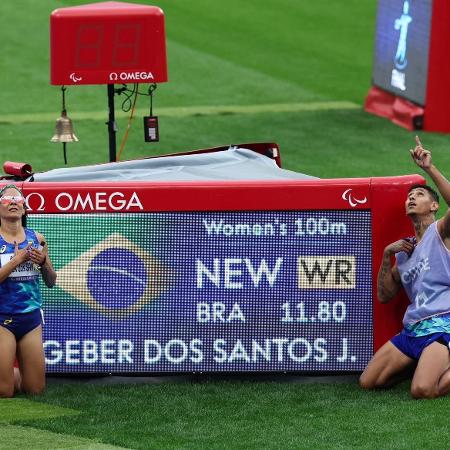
[
  {"xmin": 391, "ymin": 330, "xmax": 450, "ymax": 360},
  {"xmin": 0, "ymin": 309, "xmax": 43, "ymax": 341}
]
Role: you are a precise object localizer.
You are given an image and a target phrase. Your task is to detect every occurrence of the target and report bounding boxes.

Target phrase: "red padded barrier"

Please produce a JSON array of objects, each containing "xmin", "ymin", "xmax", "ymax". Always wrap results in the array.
[{"xmin": 0, "ymin": 174, "xmax": 424, "ymax": 353}]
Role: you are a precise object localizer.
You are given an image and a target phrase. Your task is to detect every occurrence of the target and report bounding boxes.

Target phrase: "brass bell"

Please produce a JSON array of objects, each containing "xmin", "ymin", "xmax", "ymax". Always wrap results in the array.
[
  {"xmin": 50, "ymin": 110, "xmax": 78, "ymax": 143},
  {"xmin": 51, "ymin": 86, "xmax": 78, "ymax": 164}
]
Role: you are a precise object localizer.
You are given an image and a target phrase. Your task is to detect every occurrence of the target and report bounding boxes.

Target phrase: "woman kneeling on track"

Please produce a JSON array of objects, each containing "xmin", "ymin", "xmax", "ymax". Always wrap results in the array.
[{"xmin": 0, "ymin": 184, "xmax": 56, "ymax": 397}]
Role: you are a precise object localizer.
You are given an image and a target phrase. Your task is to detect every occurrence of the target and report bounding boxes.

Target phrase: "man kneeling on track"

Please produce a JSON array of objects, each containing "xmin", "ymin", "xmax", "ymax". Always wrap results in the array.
[{"xmin": 360, "ymin": 137, "xmax": 450, "ymax": 399}]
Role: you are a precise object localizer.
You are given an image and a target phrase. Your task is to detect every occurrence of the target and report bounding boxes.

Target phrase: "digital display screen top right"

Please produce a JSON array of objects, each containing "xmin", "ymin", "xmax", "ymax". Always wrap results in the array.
[{"xmin": 372, "ymin": 0, "xmax": 433, "ymax": 106}]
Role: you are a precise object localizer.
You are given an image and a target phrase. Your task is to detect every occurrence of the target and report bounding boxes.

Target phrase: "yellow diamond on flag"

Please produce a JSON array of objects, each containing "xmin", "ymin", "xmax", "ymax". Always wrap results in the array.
[{"xmin": 56, "ymin": 233, "xmax": 172, "ymax": 318}]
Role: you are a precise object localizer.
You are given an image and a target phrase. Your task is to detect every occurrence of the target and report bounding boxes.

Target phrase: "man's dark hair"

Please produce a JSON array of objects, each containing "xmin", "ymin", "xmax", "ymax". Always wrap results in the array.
[{"xmin": 408, "ymin": 183, "xmax": 439, "ymax": 203}]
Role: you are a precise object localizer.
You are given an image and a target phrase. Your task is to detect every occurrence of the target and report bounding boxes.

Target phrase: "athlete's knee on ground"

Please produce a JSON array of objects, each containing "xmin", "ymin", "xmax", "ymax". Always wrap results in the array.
[
  {"xmin": 410, "ymin": 381, "xmax": 439, "ymax": 399},
  {"xmin": 359, "ymin": 373, "xmax": 373, "ymax": 389},
  {"xmin": 0, "ymin": 383, "xmax": 15, "ymax": 398},
  {"xmin": 21, "ymin": 379, "xmax": 45, "ymax": 395},
  {"xmin": 359, "ymin": 365, "xmax": 395, "ymax": 389},
  {"xmin": 437, "ymin": 370, "xmax": 450, "ymax": 397},
  {"xmin": 359, "ymin": 372, "xmax": 382, "ymax": 390}
]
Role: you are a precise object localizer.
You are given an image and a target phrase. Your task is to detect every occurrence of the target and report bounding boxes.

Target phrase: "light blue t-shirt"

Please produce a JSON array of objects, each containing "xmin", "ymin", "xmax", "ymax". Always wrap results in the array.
[
  {"xmin": 0, "ymin": 228, "xmax": 42, "ymax": 314},
  {"xmin": 396, "ymin": 221, "xmax": 450, "ymax": 327}
]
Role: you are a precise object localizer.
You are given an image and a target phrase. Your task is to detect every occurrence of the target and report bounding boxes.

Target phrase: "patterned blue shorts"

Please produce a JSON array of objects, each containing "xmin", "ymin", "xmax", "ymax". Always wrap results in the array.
[
  {"xmin": 0, "ymin": 309, "xmax": 43, "ymax": 341},
  {"xmin": 391, "ymin": 330, "xmax": 450, "ymax": 360}
]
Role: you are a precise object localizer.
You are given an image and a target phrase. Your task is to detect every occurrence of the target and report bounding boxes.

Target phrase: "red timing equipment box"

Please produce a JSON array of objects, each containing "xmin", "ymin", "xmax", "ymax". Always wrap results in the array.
[{"xmin": 50, "ymin": 1, "xmax": 168, "ymax": 85}]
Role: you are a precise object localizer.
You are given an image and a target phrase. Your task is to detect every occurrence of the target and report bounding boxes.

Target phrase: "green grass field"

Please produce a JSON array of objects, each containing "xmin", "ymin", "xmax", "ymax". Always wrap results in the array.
[
  {"xmin": 2, "ymin": 0, "xmax": 450, "ymax": 449},
  {"xmin": 3, "ymin": 380, "xmax": 450, "ymax": 449},
  {"xmin": 2, "ymin": 0, "xmax": 449, "ymax": 179}
]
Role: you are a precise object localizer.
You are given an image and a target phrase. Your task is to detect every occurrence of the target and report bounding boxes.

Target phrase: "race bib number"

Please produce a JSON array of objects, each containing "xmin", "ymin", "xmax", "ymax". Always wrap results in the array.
[{"xmin": 0, "ymin": 253, "xmax": 39, "ymax": 280}]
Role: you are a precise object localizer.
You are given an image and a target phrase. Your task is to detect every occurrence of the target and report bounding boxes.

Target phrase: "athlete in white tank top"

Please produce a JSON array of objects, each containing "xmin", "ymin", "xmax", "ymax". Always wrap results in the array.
[{"xmin": 360, "ymin": 136, "xmax": 450, "ymax": 399}]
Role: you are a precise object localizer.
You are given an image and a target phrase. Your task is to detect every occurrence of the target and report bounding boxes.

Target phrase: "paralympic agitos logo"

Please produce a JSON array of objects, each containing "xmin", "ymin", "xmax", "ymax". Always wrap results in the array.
[{"xmin": 56, "ymin": 233, "xmax": 172, "ymax": 318}]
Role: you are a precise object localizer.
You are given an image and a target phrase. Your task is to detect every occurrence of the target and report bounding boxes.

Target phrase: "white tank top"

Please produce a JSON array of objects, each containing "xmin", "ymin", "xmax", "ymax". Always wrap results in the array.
[{"xmin": 396, "ymin": 221, "xmax": 450, "ymax": 326}]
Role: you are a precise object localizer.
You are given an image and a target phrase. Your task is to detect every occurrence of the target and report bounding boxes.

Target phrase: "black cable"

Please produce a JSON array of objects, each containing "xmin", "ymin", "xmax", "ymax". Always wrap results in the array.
[
  {"xmin": 148, "ymin": 84, "xmax": 157, "ymax": 116},
  {"xmin": 61, "ymin": 85, "xmax": 66, "ymax": 110},
  {"xmin": 118, "ymin": 83, "xmax": 137, "ymax": 112},
  {"xmin": 115, "ymin": 83, "xmax": 157, "ymax": 113}
]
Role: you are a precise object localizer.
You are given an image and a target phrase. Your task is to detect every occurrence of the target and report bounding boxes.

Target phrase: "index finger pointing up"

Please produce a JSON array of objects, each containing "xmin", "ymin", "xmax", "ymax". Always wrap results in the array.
[{"xmin": 415, "ymin": 135, "xmax": 423, "ymax": 148}]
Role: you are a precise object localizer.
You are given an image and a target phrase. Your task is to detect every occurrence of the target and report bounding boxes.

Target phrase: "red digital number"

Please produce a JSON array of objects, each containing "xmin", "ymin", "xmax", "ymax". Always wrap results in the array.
[
  {"xmin": 75, "ymin": 24, "xmax": 104, "ymax": 69},
  {"xmin": 111, "ymin": 24, "xmax": 142, "ymax": 68}
]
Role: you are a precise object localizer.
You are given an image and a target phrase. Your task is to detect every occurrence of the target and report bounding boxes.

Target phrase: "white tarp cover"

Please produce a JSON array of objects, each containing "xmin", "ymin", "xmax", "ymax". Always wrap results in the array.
[{"xmin": 29, "ymin": 148, "xmax": 317, "ymax": 182}]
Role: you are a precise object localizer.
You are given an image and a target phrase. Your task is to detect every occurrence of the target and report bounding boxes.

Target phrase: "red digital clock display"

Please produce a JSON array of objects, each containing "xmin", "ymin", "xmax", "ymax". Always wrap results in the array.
[{"xmin": 50, "ymin": 1, "xmax": 168, "ymax": 85}]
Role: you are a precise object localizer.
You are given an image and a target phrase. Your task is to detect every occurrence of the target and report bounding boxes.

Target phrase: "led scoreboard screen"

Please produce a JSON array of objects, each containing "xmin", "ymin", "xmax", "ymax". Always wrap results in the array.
[
  {"xmin": 372, "ymin": 0, "xmax": 432, "ymax": 105},
  {"xmin": 30, "ymin": 210, "xmax": 371, "ymax": 373},
  {"xmin": 22, "ymin": 174, "xmax": 422, "ymax": 374}
]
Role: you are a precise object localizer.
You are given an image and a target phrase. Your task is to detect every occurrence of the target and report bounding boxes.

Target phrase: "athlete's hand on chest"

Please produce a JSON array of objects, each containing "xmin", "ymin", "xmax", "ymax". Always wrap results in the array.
[
  {"xmin": 13, "ymin": 242, "xmax": 32, "ymax": 264},
  {"xmin": 385, "ymin": 239, "xmax": 415, "ymax": 257},
  {"xmin": 27, "ymin": 246, "xmax": 46, "ymax": 266}
]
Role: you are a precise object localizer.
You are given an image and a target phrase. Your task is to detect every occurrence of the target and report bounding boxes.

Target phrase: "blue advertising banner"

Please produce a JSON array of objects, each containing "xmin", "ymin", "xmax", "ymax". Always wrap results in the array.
[{"xmin": 30, "ymin": 210, "xmax": 372, "ymax": 373}]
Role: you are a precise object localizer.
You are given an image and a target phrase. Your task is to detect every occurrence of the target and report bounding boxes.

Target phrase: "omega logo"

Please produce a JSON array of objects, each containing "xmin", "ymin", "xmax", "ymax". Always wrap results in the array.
[
  {"xmin": 55, "ymin": 192, "xmax": 143, "ymax": 211},
  {"xmin": 109, "ymin": 72, "xmax": 154, "ymax": 81},
  {"xmin": 25, "ymin": 192, "xmax": 46, "ymax": 211},
  {"xmin": 25, "ymin": 192, "xmax": 143, "ymax": 212}
]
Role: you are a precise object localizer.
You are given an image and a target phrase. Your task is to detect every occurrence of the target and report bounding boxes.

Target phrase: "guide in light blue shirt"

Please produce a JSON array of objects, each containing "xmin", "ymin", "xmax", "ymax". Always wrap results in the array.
[
  {"xmin": 396, "ymin": 221, "xmax": 450, "ymax": 328},
  {"xmin": 0, "ymin": 184, "xmax": 57, "ymax": 398},
  {"xmin": 360, "ymin": 137, "xmax": 450, "ymax": 399}
]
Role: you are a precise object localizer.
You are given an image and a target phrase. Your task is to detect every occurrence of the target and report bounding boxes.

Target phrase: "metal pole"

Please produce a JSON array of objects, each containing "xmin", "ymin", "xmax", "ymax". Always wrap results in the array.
[{"xmin": 107, "ymin": 84, "xmax": 117, "ymax": 162}]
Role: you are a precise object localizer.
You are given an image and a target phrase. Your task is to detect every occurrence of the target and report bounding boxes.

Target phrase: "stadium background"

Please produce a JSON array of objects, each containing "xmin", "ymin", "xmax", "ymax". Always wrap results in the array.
[{"xmin": 1, "ymin": 0, "xmax": 450, "ymax": 449}]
